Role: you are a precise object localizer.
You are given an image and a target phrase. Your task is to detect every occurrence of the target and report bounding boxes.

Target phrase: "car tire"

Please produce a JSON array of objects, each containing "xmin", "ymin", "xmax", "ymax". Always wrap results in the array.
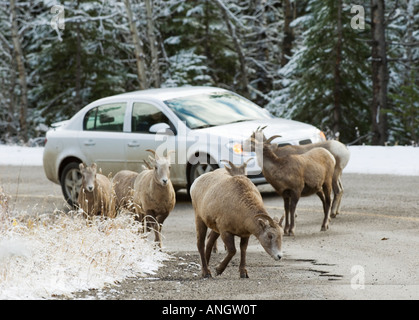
[
  {"xmin": 60, "ymin": 161, "xmax": 82, "ymax": 207},
  {"xmin": 188, "ymin": 155, "xmax": 219, "ymax": 192}
]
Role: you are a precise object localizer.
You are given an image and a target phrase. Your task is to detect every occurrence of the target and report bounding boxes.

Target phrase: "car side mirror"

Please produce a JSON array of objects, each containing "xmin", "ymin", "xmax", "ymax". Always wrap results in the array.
[{"xmin": 149, "ymin": 122, "xmax": 172, "ymax": 135}]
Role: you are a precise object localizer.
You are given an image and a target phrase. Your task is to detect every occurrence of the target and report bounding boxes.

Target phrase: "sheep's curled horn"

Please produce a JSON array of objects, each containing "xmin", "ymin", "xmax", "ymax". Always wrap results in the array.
[
  {"xmin": 265, "ymin": 135, "xmax": 282, "ymax": 144},
  {"xmin": 146, "ymin": 149, "xmax": 175, "ymax": 158}
]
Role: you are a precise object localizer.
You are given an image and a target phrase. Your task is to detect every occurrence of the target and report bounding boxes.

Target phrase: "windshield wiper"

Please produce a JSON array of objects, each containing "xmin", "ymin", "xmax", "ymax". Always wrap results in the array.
[
  {"xmin": 225, "ymin": 119, "xmax": 253, "ymax": 125},
  {"xmin": 193, "ymin": 124, "xmax": 217, "ymax": 129}
]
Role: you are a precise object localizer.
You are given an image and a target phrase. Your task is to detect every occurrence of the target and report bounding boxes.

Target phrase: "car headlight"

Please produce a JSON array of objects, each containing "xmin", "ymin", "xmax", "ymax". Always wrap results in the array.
[{"xmin": 226, "ymin": 141, "xmax": 252, "ymax": 156}]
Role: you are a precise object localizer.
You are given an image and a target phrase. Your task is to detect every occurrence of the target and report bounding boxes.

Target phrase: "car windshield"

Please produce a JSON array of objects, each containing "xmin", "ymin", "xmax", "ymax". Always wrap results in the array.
[{"xmin": 164, "ymin": 92, "xmax": 273, "ymax": 129}]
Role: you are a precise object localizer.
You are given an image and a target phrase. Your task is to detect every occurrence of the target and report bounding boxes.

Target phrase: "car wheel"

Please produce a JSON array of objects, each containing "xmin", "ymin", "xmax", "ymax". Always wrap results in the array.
[
  {"xmin": 188, "ymin": 155, "xmax": 219, "ymax": 191},
  {"xmin": 60, "ymin": 161, "xmax": 82, "ymax": 207}
]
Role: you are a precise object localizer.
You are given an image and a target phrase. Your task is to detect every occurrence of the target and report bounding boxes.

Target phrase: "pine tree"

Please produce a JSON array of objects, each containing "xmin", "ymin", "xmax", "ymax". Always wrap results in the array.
[
  {"xmin": 270, "ymin": 0, "xmax": 371, "ymax": 144},
  {"xmin": 32, "ymin": 0, "xmax": 132, "ymax": 124}
]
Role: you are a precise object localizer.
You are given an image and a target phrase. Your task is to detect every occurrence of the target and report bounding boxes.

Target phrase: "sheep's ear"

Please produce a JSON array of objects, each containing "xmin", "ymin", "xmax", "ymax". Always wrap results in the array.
[
  {"xmin": 258, "ymin": 218, "xmax": 269, "ymax": 230},
  {"xmin": 220, "ymin": 159, "xmax": 233, "ymax": 168},
  {"xmin": 224, "ymin": 167, "xmax": 233, "ymax": 175},
  {"xmin": 79, "ymin": 163, "xmax": 85, "ymax": 171},
  {"xmin": 148, "ymin": 155, "xmax": 157, "ymax": 166},
  {"xmin": 143, "ymin": 159, "xmax": 153, "ymax": 169},
  {"xmin": 91, "ymin": 163, "xmax": 97, "ymax": 170}
]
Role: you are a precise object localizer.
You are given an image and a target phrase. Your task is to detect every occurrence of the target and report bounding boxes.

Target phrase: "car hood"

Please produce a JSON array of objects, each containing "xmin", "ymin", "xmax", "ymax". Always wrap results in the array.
[{"xmin": 194, "ymin": 118, "xmax": 320, "ymax": 144}]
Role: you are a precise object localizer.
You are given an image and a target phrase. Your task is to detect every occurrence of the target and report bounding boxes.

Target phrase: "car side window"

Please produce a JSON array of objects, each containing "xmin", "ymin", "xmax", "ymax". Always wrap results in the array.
[
  {"xmin": 84, "ymin": 103, "xmax": 126, "ymax": 132},
  {"xmin": 131, "ymin": 102, "xmax": 173, "ymax": 133}
]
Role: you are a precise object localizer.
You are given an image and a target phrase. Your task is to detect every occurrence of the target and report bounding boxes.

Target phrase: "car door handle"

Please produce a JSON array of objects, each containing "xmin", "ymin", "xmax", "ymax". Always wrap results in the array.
[
  {"xmin": 128, "ymin": 141, "xmax": 140, "ymax": 147},
  {"xmin": 84, "ymin": 140, "xmax": 96, "ymax": 146}
]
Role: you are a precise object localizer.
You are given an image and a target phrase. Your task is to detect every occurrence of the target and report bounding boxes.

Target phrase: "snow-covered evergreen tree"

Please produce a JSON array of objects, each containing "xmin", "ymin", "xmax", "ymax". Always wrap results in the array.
[
  {"xmin": 386, "ymin": 0, "xmax": 419, "ymax": 145},
  {"xmin": 269, "ymin": 0, "xmax": 371, "ymax": 144}
]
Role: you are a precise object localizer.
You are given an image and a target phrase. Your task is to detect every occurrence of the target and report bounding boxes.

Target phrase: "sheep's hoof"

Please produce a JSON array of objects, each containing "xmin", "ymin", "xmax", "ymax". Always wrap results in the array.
[
  {"xmin": 202, "ymin": 272, "xmax": 212, "ymax": 279},
  {"xmin": 321, "ymin": 225, "xmax": 329, "ymax": 231},
  {"xmin": 240, "ymin": 272, "xmax": 249, "ymax": 279},
  {"xmin": 331, "ymin": 212, "xmax": 339, "ymax": 219}
]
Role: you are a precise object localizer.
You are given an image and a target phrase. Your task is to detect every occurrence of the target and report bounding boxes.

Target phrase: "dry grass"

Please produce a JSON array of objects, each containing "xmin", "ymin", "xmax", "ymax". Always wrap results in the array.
[{"xmin": 0, "ymin": 188, "xmax": 170, "ymax": 299}]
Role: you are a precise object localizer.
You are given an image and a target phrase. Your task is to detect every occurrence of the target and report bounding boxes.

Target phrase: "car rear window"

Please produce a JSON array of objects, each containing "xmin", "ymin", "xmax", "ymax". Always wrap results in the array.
[{"xmin": 83, "ymin": 103, "xmax": 126, "ymax": 132}]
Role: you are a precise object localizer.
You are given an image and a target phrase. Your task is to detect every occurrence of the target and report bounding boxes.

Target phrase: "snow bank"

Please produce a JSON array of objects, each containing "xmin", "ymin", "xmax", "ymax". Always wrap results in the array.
[
  {"xmin": 345, "ymin": 146, "xmax": 419, "ymax": 176},
  {"xmin": 0, "ymin": 145, "xmax": 44, "ymax": 166},
  {"xmin": 0, "ymin": 212, "xmax": 170, "ymax": 300},
  {"xmin": 1, "ymin": 144, "xmax": 418, "ymax": 175}
]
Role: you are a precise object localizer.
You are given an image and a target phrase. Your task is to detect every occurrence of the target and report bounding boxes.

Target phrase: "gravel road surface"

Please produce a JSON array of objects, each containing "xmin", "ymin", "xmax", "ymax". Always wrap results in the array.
[{"xmin": 1, "ymin": 166, "xmax": 418, "ymax": 300}]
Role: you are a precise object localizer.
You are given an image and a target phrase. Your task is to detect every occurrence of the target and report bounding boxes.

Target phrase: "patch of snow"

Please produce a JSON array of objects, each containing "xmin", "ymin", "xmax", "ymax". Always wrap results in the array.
[
  {"xmin": 0, "ymin": 145, "xmax": 44, "ymax": 166},
  {"xmin": 1, "ymin": 145, "xmax": 419, "ymax": 175},
  {"xmin": 345, "ymin": 146, "xmax": 419, "ymax": 176}
]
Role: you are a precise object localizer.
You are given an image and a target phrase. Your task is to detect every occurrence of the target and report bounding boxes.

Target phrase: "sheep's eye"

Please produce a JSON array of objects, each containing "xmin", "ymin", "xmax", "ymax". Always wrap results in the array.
[{"xmin": 268, "ymin": 233, "xmax": 273, "ymax": 240}]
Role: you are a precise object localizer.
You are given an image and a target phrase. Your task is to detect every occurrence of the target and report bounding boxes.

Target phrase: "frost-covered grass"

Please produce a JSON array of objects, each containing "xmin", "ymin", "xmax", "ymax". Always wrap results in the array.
[{"xmin": 0, "ymin": 191, "xmax": 170, "ymax": 299}]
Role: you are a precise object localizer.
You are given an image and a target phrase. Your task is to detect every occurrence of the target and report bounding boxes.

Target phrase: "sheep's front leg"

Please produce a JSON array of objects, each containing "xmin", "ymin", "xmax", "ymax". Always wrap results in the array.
[
  {"xmin": 239, "ymin": 237, "xmax": 250, "ymax": 278},
  {"xmin": 196, "ymin": 217, "xmax": 211, "ymax": 278},
  {"xmin": 216, "ymin": 232, "xmax": 236, "ymax": 276},
  {"xmin": 205, "ymin": 230, "xmax": 220, "ymax": 265}
]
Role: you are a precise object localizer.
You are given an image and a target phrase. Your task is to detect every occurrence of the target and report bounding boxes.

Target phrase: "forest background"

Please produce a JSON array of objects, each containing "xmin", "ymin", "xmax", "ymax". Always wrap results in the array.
[{"xmin": 0, "ymin": 0, "xmax": 418, "ymax": 146}]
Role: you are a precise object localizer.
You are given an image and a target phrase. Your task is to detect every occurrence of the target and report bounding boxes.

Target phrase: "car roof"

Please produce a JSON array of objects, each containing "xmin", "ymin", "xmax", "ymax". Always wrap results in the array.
[{"xmin": 101, "ymin": 86, "xmax": 229, "ymax": 102}]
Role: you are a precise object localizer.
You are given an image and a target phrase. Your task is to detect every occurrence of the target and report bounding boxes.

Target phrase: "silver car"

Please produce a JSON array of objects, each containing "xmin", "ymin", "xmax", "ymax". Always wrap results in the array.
[{"xmin": 43, "ymin": 86, "xmax": 326, "ymax": 205}]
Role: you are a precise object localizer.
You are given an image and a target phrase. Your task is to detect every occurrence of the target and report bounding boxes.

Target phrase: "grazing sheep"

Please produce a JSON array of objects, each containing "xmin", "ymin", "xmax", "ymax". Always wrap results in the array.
[
  {"xmin": 191, "ymin": 161, "xmax": 283, "ymax": 278},
  {"xmin": 209, "ymin": 158, "xmax": 254, "ymax": 254},
  {"xmin": 246, "ymin": 127, "xmax": 350, "ymax": 217},
  {"xmin": 131, "ymin": 149, "xmax": 176, "ymax": 248},
  {"xmin": 249, "ymin": 127, "xmax": 336, "ymax": 236},
  {"xmin": 77, "ymin": 163, "xmax": 116, "ymax": 219}
]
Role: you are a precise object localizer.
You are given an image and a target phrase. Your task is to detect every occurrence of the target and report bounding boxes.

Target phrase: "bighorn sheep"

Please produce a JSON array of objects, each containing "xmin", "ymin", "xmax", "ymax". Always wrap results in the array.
[
  {"xmin": 191, "ymin": 161, "xmax": 283, "ymax": 278},
  {"xmin": 112, "ymin": 170, "xmax": 140, "ymax": 214},
  {"xmin": 77, "ymin": 163, "xmax": 116, "ymax": 219},
  {"xmin": 246, "ymin": 127, "xmax": 350, "ymax": 217},
  {"xmin": 248, "ymin": 127, "xmax": 336, "ymax": 236},
  {"xmin": 113, "ymin": 150, "xmax": 176, "ymax": 248}
]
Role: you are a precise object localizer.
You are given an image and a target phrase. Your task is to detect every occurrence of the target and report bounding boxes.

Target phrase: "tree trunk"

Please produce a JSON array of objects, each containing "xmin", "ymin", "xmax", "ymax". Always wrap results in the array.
[
  {"xmin": 10, "ymin": 0, "xmax": 28, "ymax": 141},
  {"xmin": 215, "ymin": 0, "xmax": 249, "ymax": 97},
  {"xmin": 75, "ymin": 20, "xmax": 82, "ymax": 112},
  {"xmin": 281, "ymin": 0, "xmax": 295, "ymax": 67},
  {"xmin": 123, "ymin": 0, "xmax": 148, "ymax": 90},
  {"xmin": 145, "ymin": 0, "xmax": 160, "ymax": 88},
  {"xmin": 333, "ymin": 0, "xmax": 342, "ymax": 137},
  {"xmin": 370, "ymin": 0, "xmax": 389, "ymax": 145}
]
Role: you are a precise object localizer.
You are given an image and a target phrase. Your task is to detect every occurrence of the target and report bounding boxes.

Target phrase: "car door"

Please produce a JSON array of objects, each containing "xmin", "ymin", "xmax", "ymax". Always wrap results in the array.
[
  {"xmin": 78, "ymin": 102, "xmax": 128, "ymax": 175},
  {"xmin": 124, "ymin": 101, "xmax": 180, "ymax": 178}
]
